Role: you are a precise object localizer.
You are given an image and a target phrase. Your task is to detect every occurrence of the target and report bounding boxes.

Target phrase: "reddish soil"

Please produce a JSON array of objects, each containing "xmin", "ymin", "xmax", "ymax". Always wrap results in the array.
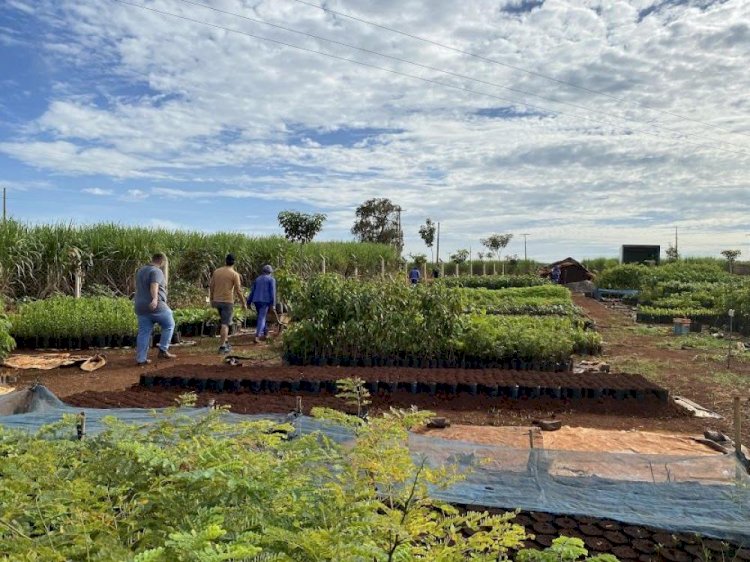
[
  {"xmin": 575, "ymin": 295, "xmax": 750, "ymax": 443},
  {"xmin": 66, "ymin": 385, "xmax": 695, "ymax": 432}
]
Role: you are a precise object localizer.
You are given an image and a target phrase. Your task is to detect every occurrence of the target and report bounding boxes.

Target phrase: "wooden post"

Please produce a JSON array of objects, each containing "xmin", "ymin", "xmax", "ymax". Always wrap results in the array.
[
  {"xmin": 354, "ymin": 266, "xmax": 358, "ymax": 278},
  {"xmin": 482, "ymin": 261, "xmax": 486, "ymax": 276},
  {"xmin": 493, "ymin": 262, "xmax": 497, "ymax": 275},
  {"xmin": 321, "ymin": 256, "xmax": 326, "ymax": 274},
  {"xmin": 440, "ymin": 262, "xmax": 445, "ymax": 278},
  {"xmin": 380, "ymin": 256, "xmax": 385, "ymax": 278},
  {"xmin": 74, "ymin": 268, "xmax": 83, "ymax": 299},
  {"xmin": 734, "ymin": 396, "xmax": 742, "ymax": 458},
  {"xmin": 455, "ymin": 263, "xmax": 459, "ymax": 277},
  {"xmin": 422, "ymin": 262, "xmax": 427, "ymax": 280}
]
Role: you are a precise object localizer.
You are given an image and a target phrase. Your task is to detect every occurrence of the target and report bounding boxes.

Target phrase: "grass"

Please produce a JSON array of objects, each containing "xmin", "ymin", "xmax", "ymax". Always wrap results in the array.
[
  {"xmin": 606, "ymin": 356, "xmax": 671, "ymax": 379},
  {"xmin": 708, "ymin": 369, "xmax": 748, "ymax": 388}
]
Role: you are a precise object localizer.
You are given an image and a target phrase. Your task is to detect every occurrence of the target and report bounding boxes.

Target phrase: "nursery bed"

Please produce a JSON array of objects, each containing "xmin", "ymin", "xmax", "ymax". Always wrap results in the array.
[{"xmin": 137, "ymin": 365, "xmax": 669, "ymax": 401}]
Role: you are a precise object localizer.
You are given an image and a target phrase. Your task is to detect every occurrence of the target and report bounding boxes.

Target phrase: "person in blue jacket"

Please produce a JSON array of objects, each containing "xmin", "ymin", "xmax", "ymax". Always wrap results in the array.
[
  {"xmin": 409, "ymin": 266, "xmax": 421, "ymax": 285},
  {"xmin": 248, "ymin": 264, "xmax": 276, "ymax": 343}
]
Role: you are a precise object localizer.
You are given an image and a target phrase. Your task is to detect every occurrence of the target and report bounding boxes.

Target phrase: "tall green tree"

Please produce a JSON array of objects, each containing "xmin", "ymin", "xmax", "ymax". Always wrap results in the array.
[
  {"xmin": 450, "ymin": 249, "xmax": 470, "ymax": 265},
  {"xmin": 351, "ymin": 198, "xmax": 403, "ymax": 253},
  {"xmin": 481, "ymin": 234, "xmax": 513, "ymax": 275},
  {"xmin": 277, "ymin": 211, "xmax": 327, "ymax": 244},
  {"xmin": 721, "ymin": 249, "xmax": 741, "ymax": 273},
  {"xmin": 418, "ymin": 218, "xmax": 436, "ymax": 262}
]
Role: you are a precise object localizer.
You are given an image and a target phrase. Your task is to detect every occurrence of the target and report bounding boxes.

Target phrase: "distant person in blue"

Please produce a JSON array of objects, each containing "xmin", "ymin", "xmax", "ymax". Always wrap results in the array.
[
  {"xmin": 550, "ymin": 264, "xmax": 562, "ymax": 284},
  {"xmin": 409, "ymin": 266, "xmax": 421, "ymax": 285},
  {"xmin": 133, "ymin": 253, "xmax": 176, "ymax": 365},
  {"xmin": 248, "ymin": 264, "xmax": 276, "ymax": 344}
]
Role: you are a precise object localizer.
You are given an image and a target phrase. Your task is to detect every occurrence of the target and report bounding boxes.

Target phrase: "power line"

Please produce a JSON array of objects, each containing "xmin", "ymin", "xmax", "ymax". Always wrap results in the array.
[
  {"xmin": 110, "ymin": 0, "xmax": 750, "ymax": 158},
  {"xmin": 170, "ymin": 0, "xmax": 749, "ymax": 152},
  {"xmin": 289, "ymin": 0, "xmax": 750, "ymax": 139}
]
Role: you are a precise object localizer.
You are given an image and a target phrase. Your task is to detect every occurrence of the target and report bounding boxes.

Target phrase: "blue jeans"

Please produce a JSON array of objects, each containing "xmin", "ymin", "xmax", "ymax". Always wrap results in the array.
[
  {"xmin": 254, "ymin": 302, "xmax": 271, "ymax": 338},
  {"xmin": 136, "ymin": 309, "xmax": 175, "ymax": 363}
]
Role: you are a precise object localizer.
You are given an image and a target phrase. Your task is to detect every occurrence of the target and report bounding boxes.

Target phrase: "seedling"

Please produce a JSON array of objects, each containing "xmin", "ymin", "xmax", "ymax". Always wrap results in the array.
[{"xmin": 336, "ymin": 377, "xmax": 371, "ymax": 419}]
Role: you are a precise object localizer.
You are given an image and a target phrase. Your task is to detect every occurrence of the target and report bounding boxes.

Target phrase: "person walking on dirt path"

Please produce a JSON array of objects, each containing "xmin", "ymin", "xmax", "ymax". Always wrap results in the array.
[
  {"xmin": 134, "ymin": 253, "xmax": 176, "ymax": 366},
  {"xmin": 409, "ymin": 266, "xmax": 421, "ymax": 285},
  {"xmin": 210, "ymin": 253, "xmax": 247, "ymax": 354},
  {"xmin": 248, "ymin": 265, "xmax": 276, "ymax": 344}
]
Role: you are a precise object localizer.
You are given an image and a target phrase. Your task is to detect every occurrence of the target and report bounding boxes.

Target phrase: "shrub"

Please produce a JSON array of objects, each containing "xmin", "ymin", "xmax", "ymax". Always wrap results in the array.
[
  {"xmin": 0, "ymin": 300, "xmax": 15, "ymax": 360},
  {"xmin": 440, "ymin": 274, "xmax": 550, "ymax": 290},
  {"xmin": 10, "ymin": 296, "xmax": 137, "ymax": 340},
  {"xmin": 0, "ymin": 403, "xmax": 582, "ymax": 561}
]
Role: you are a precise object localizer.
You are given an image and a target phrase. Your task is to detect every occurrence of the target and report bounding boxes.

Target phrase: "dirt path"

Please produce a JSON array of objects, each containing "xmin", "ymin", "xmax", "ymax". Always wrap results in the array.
[{"xmin": 574, "ymin": 295, "xmax": 750, "ymax": 443}]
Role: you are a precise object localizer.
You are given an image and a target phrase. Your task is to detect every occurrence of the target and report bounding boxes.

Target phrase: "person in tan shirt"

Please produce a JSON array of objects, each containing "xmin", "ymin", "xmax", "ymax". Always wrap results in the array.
[{"xmin": 209, "ymin": 254, "xmax": 246, "ymax": 353}]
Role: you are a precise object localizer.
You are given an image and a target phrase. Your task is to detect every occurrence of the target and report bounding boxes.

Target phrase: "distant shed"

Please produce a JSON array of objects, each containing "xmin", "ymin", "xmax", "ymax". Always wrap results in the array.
[
  {"xmin": 621, "ymin": 245, "xmax": 660, "ymax": 265},
  {"xmin": 539, "ymin": 258, "xmax": 594, "ymax": 284}
]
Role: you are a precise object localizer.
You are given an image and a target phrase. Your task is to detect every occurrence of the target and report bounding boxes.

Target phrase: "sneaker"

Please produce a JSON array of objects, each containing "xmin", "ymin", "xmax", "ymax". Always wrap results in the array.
[
  {"xmin": 218, "ymin": 345, "xmax": 230, "ymax": 354},
  {"xmin": 137, "ymin": 359, "xmax": 151, "ymax": 366},
  {"xmin": 157, "ymin": 348, "xmax": 176, "ymax": 360}
]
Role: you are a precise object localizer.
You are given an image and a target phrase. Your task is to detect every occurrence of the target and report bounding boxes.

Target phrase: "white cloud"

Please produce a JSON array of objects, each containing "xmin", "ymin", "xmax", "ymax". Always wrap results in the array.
[
  {"xmin": 0, "ymin": 0, "xmax": 749, "ymax": 258},
  {"xmin": 82, "ymin": 187, "xmax": 113, "ymax": 196},
  {"xmin": 120, "ymin": 189, "xmax": 149, "ymax": 202}
]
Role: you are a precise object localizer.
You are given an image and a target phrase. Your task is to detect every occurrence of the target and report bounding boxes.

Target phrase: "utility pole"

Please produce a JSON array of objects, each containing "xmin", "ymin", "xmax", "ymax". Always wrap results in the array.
[
  {"xmin": 520, "ymin": 233, "xmax": 529, "ymax": 262},
  {"xmin": 435, "ymin": 222, "xmax": 440, "ymax": 265}
]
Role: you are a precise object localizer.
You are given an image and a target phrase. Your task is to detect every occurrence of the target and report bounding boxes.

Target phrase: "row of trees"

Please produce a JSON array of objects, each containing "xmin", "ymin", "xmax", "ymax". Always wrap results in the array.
[{"xmin": 279, "ymin": 200, "xmax": 520, "ymax": 273}]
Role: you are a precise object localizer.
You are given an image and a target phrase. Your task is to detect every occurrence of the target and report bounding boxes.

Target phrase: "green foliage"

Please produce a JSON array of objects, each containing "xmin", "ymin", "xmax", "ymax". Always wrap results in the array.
[
  {"xmin": 10, "ymin": 296, "xmax": 137, "ymax": 339},
  {"xmin": 418, "ymin": 218, "xmax": 436, "ymax": 254},
  {"xmin": 283, "ymin": 275, "xmax": 465, "ymax": 363},
  {"xmin": 0, "ymin": 220, "xmax": 399, "ymax": 299},
  {"xmin": 598, "ymin": 262, "xmax": 731, "ymax": 291},
  {"xmin": 336, "ymin": 377, "xmax": 371, "ymax": 418},
  {"xmin": 518, "ymin": 536, "xmax": 618, "ymax": 562},
  {"xmin": 351, "ymin": 198, "xmax": 403, "ymax": 252},
  {"xmin": 580, "ymin": 257, "xmax": 619, "ymax": 274},
  {"xmin": 440, "ymin": 275, "xmax": 550, "ymax": 290},
  {"xmin": 449, "ymin": 249, "xmax": 470, "ymax": 265},
  {"xmin": 457, "ymin": 287, "xmax": 578, "ymax": 317},
  {"xmin": 0, "ymin": 299, "xmax": 16, "ymax": 360},
  {"xmin": 462, "ymin": 315, "xmax": 601, "ymax": 362},
  {"xmin": 277, "ymin": 211, "xmax": 327, "ymax": 244},
  {"xmin": 480, "ymin": 233, "xmax": 513, "ymax": 259},
  {"xmin": 0, "ymin": 403, "xmax": 549, "ymax": 561},
  {"xmin": 596, "ymin": 264, "xmax": 649, "ymax": 290}
]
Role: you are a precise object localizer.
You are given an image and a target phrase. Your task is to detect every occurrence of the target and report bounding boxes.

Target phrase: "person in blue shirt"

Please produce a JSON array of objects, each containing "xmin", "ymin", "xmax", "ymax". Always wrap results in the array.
[
  {"xmin": 248, "ymin": 264, "xmax": 276, "ymax": 343},
  {"xmin": 409, "ymin": 266, "xmax": 421, "ymax": 285}
]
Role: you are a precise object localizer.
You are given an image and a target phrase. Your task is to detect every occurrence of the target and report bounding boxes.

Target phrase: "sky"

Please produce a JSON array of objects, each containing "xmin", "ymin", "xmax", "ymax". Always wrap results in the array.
[{"xmin": 0, "ymin": 0, "xmax": 749, "ymax": 262}]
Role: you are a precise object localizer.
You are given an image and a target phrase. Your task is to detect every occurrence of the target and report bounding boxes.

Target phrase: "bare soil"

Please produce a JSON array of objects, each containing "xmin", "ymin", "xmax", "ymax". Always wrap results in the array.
[{"xmin": 575, "ymin": 295, "xmax": 750, "ymax": 443}]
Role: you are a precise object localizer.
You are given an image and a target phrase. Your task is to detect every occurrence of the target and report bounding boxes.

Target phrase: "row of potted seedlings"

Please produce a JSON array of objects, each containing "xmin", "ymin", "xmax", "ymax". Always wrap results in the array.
[{"xmin": 139, "ymin": 374, "xmax": 669, "ymax": 401}]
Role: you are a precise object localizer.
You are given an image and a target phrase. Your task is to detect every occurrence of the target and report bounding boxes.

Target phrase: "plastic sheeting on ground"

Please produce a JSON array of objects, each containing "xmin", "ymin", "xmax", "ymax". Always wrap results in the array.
[{"xmin": 1, "ymin": 386, "xmax": 748, "ymax": 543}]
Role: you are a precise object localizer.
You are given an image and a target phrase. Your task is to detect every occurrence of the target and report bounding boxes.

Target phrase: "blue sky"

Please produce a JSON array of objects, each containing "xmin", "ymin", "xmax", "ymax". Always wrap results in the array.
[{"xmin": 1, "ymin": 0, "xmax": 749, "ymax": 261}]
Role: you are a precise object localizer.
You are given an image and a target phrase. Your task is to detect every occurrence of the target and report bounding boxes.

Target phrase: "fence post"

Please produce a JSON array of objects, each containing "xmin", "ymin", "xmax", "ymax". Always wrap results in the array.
[
  {"xmin": 380, "ymin": 256, "xmax": 385, "ymax": 278},
  {"xmin": 423, "ymin": 263, "xmax": 427, "ymax": 280},
  {"xmin": 455, "ymin": 263, "xmax": 459, "ymax": 277},
  {"xmin": 493, "ymin": 263, "xmax": 497, "ymax": 275},
  {"xmin": 354, "ymin": 266, "xmax": 359, "ymax": 279},
  {"xmin": 482, "ymin": 262, "xmax": 486, "ymax": 276},
  {"xmin": 440, "ymin": 262, "xmax": 445, "ymax": 278},
  {"xmin": 321, "ymin": 256, "xmax": 326, "ymax": 274},
  {"xmin": 734, "ymin": 396, "xmax": 742, "ymax": 458},
  {"xmin": 74, "ymin": 268, "xmax": 83, "ymax": 299}
]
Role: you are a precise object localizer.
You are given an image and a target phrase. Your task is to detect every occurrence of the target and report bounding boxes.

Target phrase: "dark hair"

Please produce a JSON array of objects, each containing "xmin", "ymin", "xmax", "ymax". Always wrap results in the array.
[
  {"xmin": 152, "ymin": 252, "xmax": 167, "ymax": 264},
  {"xmin": 226, "ymin": 253, "xmax": 236, "ymax": 266}
]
